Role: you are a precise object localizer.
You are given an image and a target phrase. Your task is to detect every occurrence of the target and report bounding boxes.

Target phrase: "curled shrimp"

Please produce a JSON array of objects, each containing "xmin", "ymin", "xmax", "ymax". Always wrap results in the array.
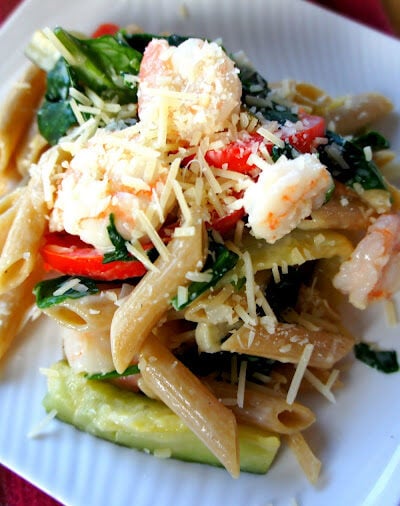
[
  {"xmin": 137, "ymin": 38, "xmax": 242, "ymax": 145},
  {"xmin": 333, "ymin": 213, "xmax": 400, "ymax": 309}
]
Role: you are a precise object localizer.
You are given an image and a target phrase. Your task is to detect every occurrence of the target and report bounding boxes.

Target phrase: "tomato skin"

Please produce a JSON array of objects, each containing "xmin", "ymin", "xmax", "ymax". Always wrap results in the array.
[
  {"xmin": 92, "ymin": 23, "xmax": 120, "ymax": 38},
  {"xmin": 204, "ymin": 113, "xmax": 326, "ymax": 172},
  {"xmin": 209, "ymin": 207, "xmax": 246, "ymax": 235},
  {"xmin": 205, "ymin": 133, "xmax": 264, "ymax": 174},
  {"xmin": 40, "ymin": 232, "xmax": 147, "ymax": 281}
]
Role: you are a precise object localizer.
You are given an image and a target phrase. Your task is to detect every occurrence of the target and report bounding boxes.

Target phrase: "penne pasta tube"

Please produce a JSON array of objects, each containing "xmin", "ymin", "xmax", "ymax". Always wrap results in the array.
[
  {"xmin": 139, "ymin": 334, "xmax": 240, "ymax": 478},
  {"xmin": 111, "ymin": 216, "xmax": 206, "ymax": 373},
  {"xmin": 0, "ymin": 169, "xmax": 47, "ymax": 293},
  {"xmin": 0, "ymin": 261, "xmax": 44, "ymax": 361},
  {"xmin": 0, "ymin": 65, "xmax": 46, "ymax": 173},
  {"xmin": 221, "ymin": 323, "xmax": 355, "ymax": 369},
  {"xmin": 0, "ymin": 186, "xmax": 24, "ymax": 252},
  {"xmin": 285, "ymin": 432, "xmax": 321, "ymax": 485},
  {"xmin": 41, "ymin": 289, "xmax": 121, "ymax": 332},
  {"xmin": 205, "ymin": 379, "xmax": 316, "ymax": 435},
  {"xmin": 15, "ymin": 122, "xmax": 48, "ymax": 177},
  {"xmin": 325, "ymin": 92, "xmax": 393, "ymax": 136}
]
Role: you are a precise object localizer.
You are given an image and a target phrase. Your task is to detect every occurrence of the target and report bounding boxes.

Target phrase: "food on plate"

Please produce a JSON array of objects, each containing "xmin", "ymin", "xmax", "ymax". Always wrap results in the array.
[{"xmin": 0, "ymin": 22, "xmax": 399, "ymax": 482}]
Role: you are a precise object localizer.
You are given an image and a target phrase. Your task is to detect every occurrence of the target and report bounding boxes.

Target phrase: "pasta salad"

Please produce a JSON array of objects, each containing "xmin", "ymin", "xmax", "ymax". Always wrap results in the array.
[{"xmin": 0, "ymin": 22, "xmax": 399, "ymax": 482}]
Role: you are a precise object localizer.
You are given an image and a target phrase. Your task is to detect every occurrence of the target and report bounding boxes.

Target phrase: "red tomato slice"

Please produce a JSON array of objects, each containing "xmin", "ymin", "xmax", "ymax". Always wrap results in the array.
[
  {"xmin": 205, "ymin": 133, "xmax": 264, "ymax": 174},
  {"xmin": 209, "ymin": 207, "xmax": 246, "ymax": 235},
  {"xmin": 204, "ymin": 113, "xmax": 326, "ymax": 172},
  {"xmin": 92, "ymin": 23, "xmax": 120, "ymax": 38},
  {"xmin": 286, "ymin": 113, "xmax": 326, "ymax": 153},
  {"xmin": 40, "ymin": 232, "xmax": 147, "ymax": 281}
]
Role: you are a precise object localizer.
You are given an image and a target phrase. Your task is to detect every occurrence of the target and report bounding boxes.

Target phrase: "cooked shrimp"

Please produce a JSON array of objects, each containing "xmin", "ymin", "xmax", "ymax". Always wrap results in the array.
[
  {"xmin": 333, "ymin": 213, "xmax": 400, "ymax": 309},
  {"xmin": 49, "ymin": 125, "xmax": 175, "ymax": 252},
  {"xmin": 137, "ymin": 38, "xmax": 242, "ymax": 145},
  {"xmin": 63, "ymin": 327, "xmax": 114, "ymax": 374},
  {"xmin": 242, "ymin": 153, "xmax": 333, "ymax": 243}
]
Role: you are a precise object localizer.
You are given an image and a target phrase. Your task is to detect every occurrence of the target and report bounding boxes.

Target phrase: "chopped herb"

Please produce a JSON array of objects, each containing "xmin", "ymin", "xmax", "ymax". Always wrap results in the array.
[
  {"xmin": 354, "ymin": 342, "xmax": 399, "ymax": 373},
  {"xmin": 271, "ymin": 142, "xmax": 300, "ymax": 162},
  {"xmin": 86, "ymin": 364, "xmax": 140, "ymax": 380},
  {"xmin": 34, "ymin": 275, "xmax": 99, "ymax": 308},
  {"xmin": 171, "ymin": 240, "xmax": 239, "ymax": 310},
  {"xmin": 317, "ymin": 130, "xmax": 389, "ymax": 191}
]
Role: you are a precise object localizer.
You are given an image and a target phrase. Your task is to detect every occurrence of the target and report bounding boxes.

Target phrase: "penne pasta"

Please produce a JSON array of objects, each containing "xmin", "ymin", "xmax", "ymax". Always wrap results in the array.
[
  {"xmin": 221, "ymin": 323, "xmax": 355, "ymax": 369},
  {"xmin": 0, "ymin": 186, "xmax": 24, "ymax": 252},
  {"xmin": 0, "ymin": 169, "xmax": 47, "ymax": 294},
  {"xmin": 0, "ymin": 261, "xmax": 44, "ymax": 361},
  {"xmin": 205, "ymin": 379, "xmax": 316, "ymax": 435},
  {"xmin": 139, "ymin": 333, "xmax": 240, "ymax": 477},
  {"xmin": 111, "ymin": 215, "xmax": 206, "ymax": 373},
  {"xmin": 285, "ymin": 432, "xmax": 322, "ymax": 485},
  {"xmin": 0, "ymin": 65, "xmax": 46, "ymax": 173},
  {"xmin": 15, "ymin": 122, "xmax": 48, "ymax": 177},
  {"xmin": 41, "ymin": 289, "xmax": 121, "ymax": 332},
  {"xmin": 325, "ymin": 92, "xmax": 393, "ymax": 136}
]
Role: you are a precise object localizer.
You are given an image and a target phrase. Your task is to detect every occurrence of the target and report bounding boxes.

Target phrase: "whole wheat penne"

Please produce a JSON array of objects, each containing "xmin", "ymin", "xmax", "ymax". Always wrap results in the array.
[
  {"xmin": 0, "ymin": 170, "xmax": 47, "ymax": 294},
  {"xmin": 285, "ymin": 432, "xmax": 321, "ymax": 485},
  {"xmin": 0, "ymin": 261, "xmax": 44, "ymax": 361},
  {"xmin": 139, "ymin": 333, "xmax": 239, "ymax": 478},
  {"xmin": 111, "ymin": 216, "xmax": 206, "ymax": 373},
  {"xmin": 205, "ymin": 379, "xmax": 315, "ymax": 435},
  {"xmin": 325, "ymin": 92, "xmax": 393, "ymax": 135},
  {"xmin": 0, "ymin": 65, "xmax": 46, "ymax": 173},
  {"xmin": 42, "ymin": 289, "xmax": 121, "ymax": 332},
  {"xmin": 221, "ymin": 323, "xmax": 355, "ymax": 369}
]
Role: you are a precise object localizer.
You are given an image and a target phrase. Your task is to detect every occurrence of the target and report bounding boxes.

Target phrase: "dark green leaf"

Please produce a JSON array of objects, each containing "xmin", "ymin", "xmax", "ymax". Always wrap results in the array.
[
  {"xmin": 123, "ymin": 32, "xmax": 189, "ymax": 53},
  {"xmin": 37, "ymin": 99, "xmax": 77, "ymax": 145},
  {"xmin": 171, "ymin": 241, "xmax": 239, "ymax": 310},
  {"xmin": 354, "ymin": 342, "xmax": 399, "ymax": 373},
  {"xmin": 86, "ymin": 363, "xmax": 140, "ymax": 380},
  {"xmin": 34, "ymin": 276, "xmax": 99, "ymax": 308},
  {"xmin": 53, "ymin": 27, "xmax": 142, "ymax": 104},
  {"xmin": 103, "ymin": 213, "xmax": 132, "ymax": 263},
  {"xmin": 317, "ymin": 130, "xmax": 388, "ymax": 190}
]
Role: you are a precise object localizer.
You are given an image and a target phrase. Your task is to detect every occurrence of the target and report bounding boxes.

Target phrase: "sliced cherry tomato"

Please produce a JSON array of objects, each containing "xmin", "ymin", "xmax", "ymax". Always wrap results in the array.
[
  {"xmin": 92, "ymin": 23, "xmax": 120, "ymax": 38},
  {"xmin": 40, "ymin": 232, "xmax": 147, "ymax": 281},
  {"xmin": 209, "ymin": 207, "xmax": 246, "ymax": 235},
  {"xmin": 204, "ymin": 133, "xmax": 264, "ymax": 174},
  {"xmin": 204, "ymin": 113, "xmax": 326, "ymax": 172},
  {"xmin": 286, "ymin": 113, "xmax": 326, "ymax": 153}
]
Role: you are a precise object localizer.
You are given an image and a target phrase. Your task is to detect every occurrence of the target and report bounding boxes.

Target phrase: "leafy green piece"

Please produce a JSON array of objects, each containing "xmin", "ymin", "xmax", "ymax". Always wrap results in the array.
[
  {"xmin": 34, "ymin": 276, "xmax": 99, "ymax": 308},
  {"xmin": 103, "ymin": 214, "xmax": 132, "ymax": 263},
  {"xmin": 265, "ymin": 263, "xmax": 315, "ymax": 321},
  {"xmin": 171, "ymin": 241, "xmax": 239, "ymax": 310},
  {"xmin": 86, "ymin": 364, "xmax": 140, "ymax": 380},
  {"xmin": 271, "ymin": 142, "xmax": 300, "ymax": 162},
  {"xmin": 317, "ymin": 130, "xmax": 388, "ymax": 190},
  {"xmin": 53, "ymin": 27, "xmax": 142, "ymax": 103},
  {"xmin": 354, "ymin": 342, "xmax": 399, "ymax": 373},
  {"xmin": 37, "ymin": 58, "xmax": 77, "ymax": 144},
  {"xmin": 233, "ymin": 56, "xmax": 298, "ymax": 124},
  {"xmin": 123, "ymin": 31, "xmax": 189, "ymax": 53}
]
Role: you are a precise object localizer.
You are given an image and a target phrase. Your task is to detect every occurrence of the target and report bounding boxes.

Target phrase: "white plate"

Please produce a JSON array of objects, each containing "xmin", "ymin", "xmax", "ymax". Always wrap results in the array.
[{"xmin": 1, "ymin": 1, "xmax": 400, "ymax": 505}]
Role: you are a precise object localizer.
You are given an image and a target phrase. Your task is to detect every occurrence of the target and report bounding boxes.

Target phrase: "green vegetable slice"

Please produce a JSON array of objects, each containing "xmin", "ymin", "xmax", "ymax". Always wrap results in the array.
[
  {"xmin": 354, "ymin": 342, "xmax": 399, "ymax": 373},
  {"xmin": 34, "ymin": 276, "xmax": 99, "ymax": 309},
  {"xmin": 43, "ymin": 361, "xmax": 280, "ymax": 474}
]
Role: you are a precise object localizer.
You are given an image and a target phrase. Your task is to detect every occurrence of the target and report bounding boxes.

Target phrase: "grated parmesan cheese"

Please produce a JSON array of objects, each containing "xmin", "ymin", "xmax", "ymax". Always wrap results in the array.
[{"xmin": 286, "ymin": 343, "xmax": 314, "ymax": 405}]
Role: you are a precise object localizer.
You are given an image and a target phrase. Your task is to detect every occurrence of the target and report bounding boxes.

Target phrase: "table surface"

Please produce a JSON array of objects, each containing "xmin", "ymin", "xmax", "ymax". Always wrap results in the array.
[{"xmin": 0, "ymin": 1, "xmax": 398, "ymax": 505}]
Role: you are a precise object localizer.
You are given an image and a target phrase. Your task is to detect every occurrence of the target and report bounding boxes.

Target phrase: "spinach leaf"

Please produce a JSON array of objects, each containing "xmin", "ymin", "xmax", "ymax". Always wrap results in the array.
[
  {"xmin": 86, "ymin": 364, "xmax": 140, "ymax": 380},
  {"xmin": 171, "ymin": 241, "xmax": 239, "ymax": 310},
  {"xmin": 34, "ymin": 276, "xmax": 99, "ymax": 308},
  {"xmin": 233, "ymin": 56, "xmax": 298, "ymax": 124},
  {"xmin": 354, "ymin": 342, "xmax": 399, "ymax": 373},
  {"xmin": 53, "ymin": 27, "xmax": 142, "ymax": 103},
  {"xmin": 37, "ymin": 58, "xmax": 77, "ymax": 145},
  {"xmin": 103, "ymin": 214, "xmax": 132, "ymax": 263},
  {"xmin": 264, "ymin": 263, "xmax": 315, "ymax": 321},
  {"xmin": 123, "ymin": 31, "xmax": 189, "ymax": 53},
  {"xmin": 317, "ymin": 130, "xmax": 388, "ymax": 190}
]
